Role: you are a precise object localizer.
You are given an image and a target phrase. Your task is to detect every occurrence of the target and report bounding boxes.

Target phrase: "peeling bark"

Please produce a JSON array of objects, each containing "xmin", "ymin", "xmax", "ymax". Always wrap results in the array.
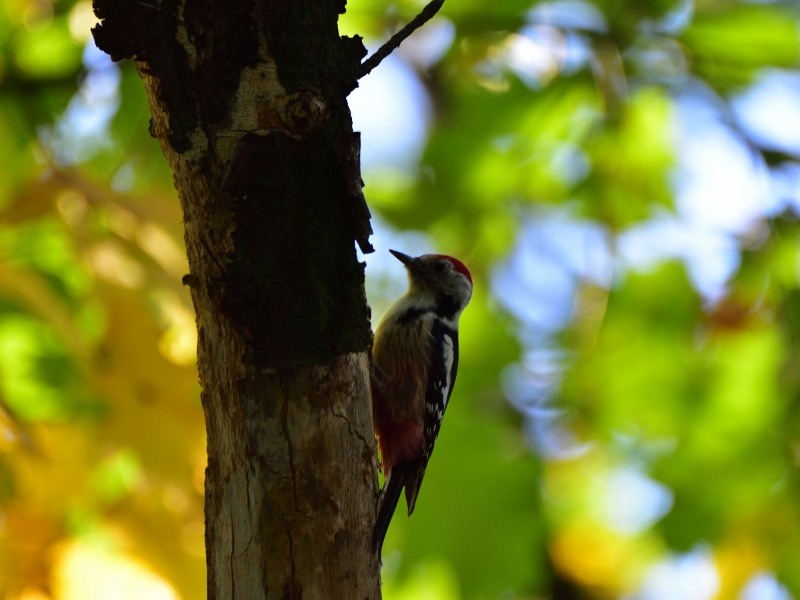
[{"xmin": 92, "ymin": 0, "xmax": 381, "ymax": 597}]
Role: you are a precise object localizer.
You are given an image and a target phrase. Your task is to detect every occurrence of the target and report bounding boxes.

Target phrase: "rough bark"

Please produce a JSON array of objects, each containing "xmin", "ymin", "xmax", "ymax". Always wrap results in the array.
[{"xmin": 91, "ymin": 0, "xmax": 382, "ymax": 597}]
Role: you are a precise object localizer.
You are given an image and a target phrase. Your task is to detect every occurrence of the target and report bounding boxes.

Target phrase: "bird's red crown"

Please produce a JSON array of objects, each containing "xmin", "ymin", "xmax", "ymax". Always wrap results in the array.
[{"xmin": 435, "ymin": 255, "xmax": 472, "ymax": 284}]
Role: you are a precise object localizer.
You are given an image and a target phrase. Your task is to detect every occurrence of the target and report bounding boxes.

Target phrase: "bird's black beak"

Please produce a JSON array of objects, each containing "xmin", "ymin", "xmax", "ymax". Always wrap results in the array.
[{"xmin": 389, "ymin": 249, "xmax": 416, "ymax": 268}]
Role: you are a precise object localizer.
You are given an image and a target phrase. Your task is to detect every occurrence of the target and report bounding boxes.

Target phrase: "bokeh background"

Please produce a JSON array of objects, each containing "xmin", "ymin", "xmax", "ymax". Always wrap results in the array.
[{"xmin": 0, "ymin": 0, "xmax": 799, "ymax": 598}]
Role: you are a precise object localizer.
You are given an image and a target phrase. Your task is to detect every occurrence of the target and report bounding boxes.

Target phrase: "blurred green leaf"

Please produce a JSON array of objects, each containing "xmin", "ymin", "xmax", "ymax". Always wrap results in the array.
[
  {"xmin": 12, "ymin": 17, "xmax": 82, "ymax": 79},
  {"xmin": 90, "ymin": 448, "xmax": 142, "ymax": 503},
  {"xmin": 0, "ymin": 315, "xmax": 73, "ymax": 421},
  {"xmin": 682, "ymin": 5, "xmax": 800, "ymax": 91}
]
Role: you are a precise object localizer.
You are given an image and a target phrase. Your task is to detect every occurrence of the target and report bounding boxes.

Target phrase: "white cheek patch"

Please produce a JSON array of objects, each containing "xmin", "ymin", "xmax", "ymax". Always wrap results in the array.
[{"xmin": 442, "ymin": 334, "xmax": 454, "ymax": 408}]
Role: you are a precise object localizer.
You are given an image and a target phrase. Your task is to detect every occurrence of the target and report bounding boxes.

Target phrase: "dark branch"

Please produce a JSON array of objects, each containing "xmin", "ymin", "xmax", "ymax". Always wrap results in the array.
[{"xmin": 355, "ymin": 0, "xmax": 445, "ymax": 80}]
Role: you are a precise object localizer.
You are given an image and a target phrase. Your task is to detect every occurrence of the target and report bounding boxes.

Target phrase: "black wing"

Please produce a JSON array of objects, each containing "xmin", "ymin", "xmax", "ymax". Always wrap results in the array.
[{"xmin": 404, "ymin": 320, "xmax": 459, "ymax": 515}]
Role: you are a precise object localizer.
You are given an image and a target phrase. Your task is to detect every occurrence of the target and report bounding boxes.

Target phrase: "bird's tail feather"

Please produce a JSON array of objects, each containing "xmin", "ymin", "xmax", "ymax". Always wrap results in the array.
[
  {"xmin": 404, "ymin": 462, "xmax": 427, "ymax": 516},
  {"xmin": 372, "ymin": 461, "xmax": 415, "ymax": 557}
]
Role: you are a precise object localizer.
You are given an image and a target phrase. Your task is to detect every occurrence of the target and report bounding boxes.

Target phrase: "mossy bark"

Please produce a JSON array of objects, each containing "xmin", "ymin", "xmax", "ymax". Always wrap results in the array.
[{"xmin": 92, "ymin": 0, "xmax": 381, "ymax": 597}]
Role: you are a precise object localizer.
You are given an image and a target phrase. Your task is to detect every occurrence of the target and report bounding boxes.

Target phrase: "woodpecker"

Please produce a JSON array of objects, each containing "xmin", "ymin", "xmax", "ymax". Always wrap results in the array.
[{"xmin": 371, "ymin": 249, "xmax": 473, "ymax": 556}]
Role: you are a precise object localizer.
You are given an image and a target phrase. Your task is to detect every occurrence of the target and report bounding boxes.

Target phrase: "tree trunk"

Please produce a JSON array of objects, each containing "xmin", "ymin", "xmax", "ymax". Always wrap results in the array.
[{"xmin": 92, "ymin": 0, "xmax": 382, "ymax": 597}]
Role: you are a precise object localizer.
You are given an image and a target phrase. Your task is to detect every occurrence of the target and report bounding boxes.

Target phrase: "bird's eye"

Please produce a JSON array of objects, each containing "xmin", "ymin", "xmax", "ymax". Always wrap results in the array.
[{"xmin": 434, "ymin": 260, "xmax": 448, "ymax": 273}]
